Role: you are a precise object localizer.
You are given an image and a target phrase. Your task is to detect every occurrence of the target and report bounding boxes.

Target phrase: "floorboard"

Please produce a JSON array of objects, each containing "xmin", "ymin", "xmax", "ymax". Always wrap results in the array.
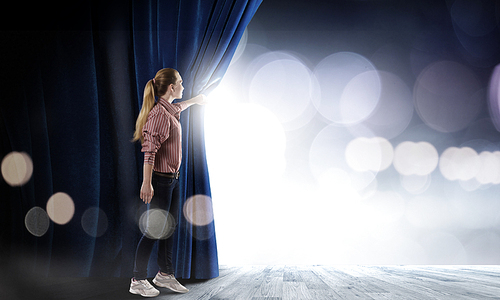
[{"xmin": 4, "ymin": 265, "xmax": 500, "ymax": 299}]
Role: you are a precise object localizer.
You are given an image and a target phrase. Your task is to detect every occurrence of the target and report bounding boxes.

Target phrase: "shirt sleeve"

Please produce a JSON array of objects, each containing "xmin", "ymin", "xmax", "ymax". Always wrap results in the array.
[
  {"xmin": 141, "ymin": 110, "xmax": 170, "ymax": 165},
  {"xmin": 172, "ymin": 101, "xmax": 190, "ymax": 118}
]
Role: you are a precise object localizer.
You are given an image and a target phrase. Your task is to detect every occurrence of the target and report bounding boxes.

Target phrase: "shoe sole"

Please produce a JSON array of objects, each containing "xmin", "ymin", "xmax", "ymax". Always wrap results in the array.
[
  {"xmin": 129, "ymin": 288, "xmax": 160, "ymax": 297},
  {"xmin": 152, "ymin": 278, "xmax": 189, "ymax": 293}
]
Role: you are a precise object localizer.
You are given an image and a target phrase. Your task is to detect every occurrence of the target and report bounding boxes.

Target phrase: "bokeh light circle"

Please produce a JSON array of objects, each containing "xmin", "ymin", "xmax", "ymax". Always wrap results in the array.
[
  {"xmin": 400, "ymin": 174, "xmax": 432, "ymax": 194},
  {"xmin": 487, "ymin": 64, "xmax": 500, "ymax": 131},
  {"xmin": 81, "ymin": 207, "xmax": 108, "ymax": 237},
  {"xmin": 249, "ymin": 55, "xmax": 317, "ymax": 124},
  {"xmin": 439, "ymin": 147, "xmax": 480, "ymax": 181},
  {"xmin": 46, "ymin": 192, "xmax": 75, "ymax": 225},
  {"xmin": 25, "ymin": 206, "xmax": 50, "ymax": 237},
  {"xmin": 393, "ymin": 141, "xmax": 439, "ymax": 176},
  {"xmin": 313, "ymin": 52, "xmax": 381, "ymax": 125},
  {"xmin": 414, "ymin": 61, "xmax": 482, "ymax": 132},
  {"xmin": 476, "ymin": 151, "xmax": 500, "ymax": 185},
  {"xmin": 345, "ymin": 137, "xmax": 393, "ymax": 172},
  {"xmin": 309, "ymin": 125, "xmax": 353, "ymax": 179},
  {"xmin": 353, "ymin": 71, "xmax": 414, "ymax": 139},
  {"xmin": 138, "ymin": 208, "xmax": 176, "ymax": 240},
  {"xmin": 1, "ymin": 151, "xmax": 33, "ymax": 186},
  {"xmin": 183, "ymin": 195, "xmax": 214, "ymax": 226}
]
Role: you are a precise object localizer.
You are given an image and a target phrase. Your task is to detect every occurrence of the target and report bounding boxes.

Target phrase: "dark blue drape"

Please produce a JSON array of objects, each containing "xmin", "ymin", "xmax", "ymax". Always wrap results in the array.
[{"xmin": 0, "ymin": 0, "xmax": 262, "ymax": 280}]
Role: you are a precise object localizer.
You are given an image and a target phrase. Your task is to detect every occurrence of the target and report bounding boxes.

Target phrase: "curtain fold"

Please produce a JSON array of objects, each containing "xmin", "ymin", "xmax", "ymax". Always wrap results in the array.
[{"xmin": 1, "ymin": 0, "xmax": 262, "ymax": 280}]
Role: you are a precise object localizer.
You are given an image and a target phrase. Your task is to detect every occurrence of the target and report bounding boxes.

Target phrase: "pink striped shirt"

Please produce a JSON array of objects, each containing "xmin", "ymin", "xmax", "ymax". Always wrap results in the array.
[{"xmin": 141, "ymin": 98, "xmax": 189, "ymax": 173}]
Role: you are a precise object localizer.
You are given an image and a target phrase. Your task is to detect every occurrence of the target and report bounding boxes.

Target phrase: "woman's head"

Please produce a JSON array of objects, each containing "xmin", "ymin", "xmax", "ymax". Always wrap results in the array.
[
  {"xmin": 132, "ymin": 68, "xmax": 182, "ymax": 143},
  {"xmin": 152, "ymin": 68, "xmax": 180, "ymax": 98}
]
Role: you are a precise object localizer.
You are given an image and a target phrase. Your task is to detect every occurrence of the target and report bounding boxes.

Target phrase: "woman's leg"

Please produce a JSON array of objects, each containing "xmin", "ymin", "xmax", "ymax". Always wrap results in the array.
[
  {"xmin": 156, "ymin": 177, "xmax": 180, "ymax": 275},
  {"xmin": 133, "ymin": 174, "xmax": 177, "ymax": 279}
]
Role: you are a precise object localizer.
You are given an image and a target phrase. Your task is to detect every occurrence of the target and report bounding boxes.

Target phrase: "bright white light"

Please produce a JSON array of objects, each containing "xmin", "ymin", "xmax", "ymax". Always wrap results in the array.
[
  {"xmin": 205, "ymin": 102, "xmax": 286, "ymax": 184},
  {"xmin": 205, "ymin": 102, "xmax": 287, "ymax": 264},
  {"xmin": 46, "ymin": 192, "xmax": 75, "ymax": 225},
  {"xmin": 345, "ymin": 137, "xmax": 393, "ymax": 172},
  {"xmin": 393, "ymin": 141, "xmax": 439, "ymax": 176}
]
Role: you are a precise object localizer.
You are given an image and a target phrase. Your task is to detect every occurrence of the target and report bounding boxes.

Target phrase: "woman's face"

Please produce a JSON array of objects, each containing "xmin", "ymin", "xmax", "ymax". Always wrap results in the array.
[{"xmin": 172, "ymin": 74, "xmax": 184, "ymax": 99}]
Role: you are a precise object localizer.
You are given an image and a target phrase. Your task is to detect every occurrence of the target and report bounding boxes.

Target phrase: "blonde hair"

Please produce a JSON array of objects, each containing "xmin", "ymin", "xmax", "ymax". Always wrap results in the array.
[{"xmin": 132, "ymin": 68, "xmax": 179, "ymax": 143}]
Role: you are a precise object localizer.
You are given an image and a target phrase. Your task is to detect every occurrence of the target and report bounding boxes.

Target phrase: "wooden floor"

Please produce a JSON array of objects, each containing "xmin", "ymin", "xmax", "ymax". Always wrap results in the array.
[{"xmin": 6, "ymin": 265, "xmax": 500, "ymax": 299}]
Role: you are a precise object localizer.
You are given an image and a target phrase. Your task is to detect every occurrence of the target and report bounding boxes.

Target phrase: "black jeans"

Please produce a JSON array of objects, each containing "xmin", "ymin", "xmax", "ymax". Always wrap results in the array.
[{"xmin": 133, "ymin": 173, "xmax": 180, "ymax": 279}]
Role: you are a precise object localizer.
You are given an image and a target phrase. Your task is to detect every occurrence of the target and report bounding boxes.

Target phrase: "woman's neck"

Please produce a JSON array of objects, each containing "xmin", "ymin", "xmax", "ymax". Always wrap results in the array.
[{"xmin": 159, "ymin": 96, "xmax": 174, "ymax": 103}]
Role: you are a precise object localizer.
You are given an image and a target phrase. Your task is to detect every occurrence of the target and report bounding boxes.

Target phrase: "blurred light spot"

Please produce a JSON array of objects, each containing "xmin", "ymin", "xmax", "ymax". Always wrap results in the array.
[
  {"xmin": 476, "ymin": 151, "xmax": 500, "ymax": 184},
  {"xmin": 183, "ymin": 195, "xmax": 214, "ymax": 226},
  {"xmin": 25, "ymin": 206, "xmax": 50, "ymax": 237},
  {"xmin": 414, "ymin": 61, "xmax": 482, "ymax": 132},
  {"xmin": 393, "ymin": 141, "xmax": 439, "ymax": 176},
  {"xmin": 81, "ymin": 207, "xmax": 108, "ymax": 237},
  {"xmin": 249, "ymin": 54, "xmax": 317, "ymax": 124},
  {"xmin": 400, "ymin": 174, "xmax": 431, "ymax": 194},
  {"xmin": 354, "ymin": 71, "xmax": 413, "ymax": 139},
  {"xmin": 339, "ymin": 70, "xmax": 381, "ymax": 124},
  {"xmin": 313, "ymin": 52, "xmax": 380, "ymax": 125},
  {"xmin": 1, "ymin": 151, "xmax": 33, "ymax": 186},
  {"xmin": 138, "ymin": 209, "xmax": 175, "ymax": 240},
  {"xmin": 439, "ymin": 147, "xmax": 480, "ymax": 181},
  {"xmin": 345, "ymin": 137, "xmax": 393, "ymax": 172},
  {"xmin": 487, "ymin": 64, "xmax": 500, "ymax": 131},
  {"xmin": 46, "ymin": 192, "xmax": 75, "ymax": 225},
  {"xmin": 309, "ymin": 125, "xmax": 354, "ymax": 180}
]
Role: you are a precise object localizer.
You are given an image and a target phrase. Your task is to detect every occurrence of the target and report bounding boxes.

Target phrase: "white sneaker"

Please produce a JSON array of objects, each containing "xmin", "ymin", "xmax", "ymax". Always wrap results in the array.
[
  {"xmin": 153, "ymin": 272, "xmax": 189, "ymax": 293},
  {"xmin": 129, "ymin": 278, "xmax": 160, "ymax": 297}
]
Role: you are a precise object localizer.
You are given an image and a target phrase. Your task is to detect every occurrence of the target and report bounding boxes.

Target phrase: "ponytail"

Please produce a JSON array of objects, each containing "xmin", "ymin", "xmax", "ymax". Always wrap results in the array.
[
  {"xmin": 132, "ymin": 79, "xmax": 155, "ymax": 143},
  {"xmin": 132, "ymin": 68, "xmax": 179, "ymax": 143}
]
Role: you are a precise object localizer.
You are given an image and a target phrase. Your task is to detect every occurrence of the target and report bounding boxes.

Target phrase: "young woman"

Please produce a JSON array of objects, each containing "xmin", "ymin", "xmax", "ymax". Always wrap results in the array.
[{"xmin": 130, "ymin": 68, "xmax": 206, "ymax": 297}]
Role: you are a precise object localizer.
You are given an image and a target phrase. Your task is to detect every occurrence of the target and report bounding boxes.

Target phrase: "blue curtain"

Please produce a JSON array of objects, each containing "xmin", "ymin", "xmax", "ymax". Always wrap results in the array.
[{"xmin": 0, "ymin": 0, "xmax": 262, "ymax": 280}]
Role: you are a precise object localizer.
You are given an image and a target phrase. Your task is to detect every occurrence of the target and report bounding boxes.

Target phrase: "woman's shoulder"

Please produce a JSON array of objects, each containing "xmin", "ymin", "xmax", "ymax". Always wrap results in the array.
[{"xmin": 148, "ymin": 103, "xmax": 175, "ymax": 120}]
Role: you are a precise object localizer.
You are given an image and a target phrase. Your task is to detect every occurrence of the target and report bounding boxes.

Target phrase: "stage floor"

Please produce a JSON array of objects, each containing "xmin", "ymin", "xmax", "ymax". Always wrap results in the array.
[{"xmin": 5, "ymin": 265, "xmax": 500, "ymax": 299}]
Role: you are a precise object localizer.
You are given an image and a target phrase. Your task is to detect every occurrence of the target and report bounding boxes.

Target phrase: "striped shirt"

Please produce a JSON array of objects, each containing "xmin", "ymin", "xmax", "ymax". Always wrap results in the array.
[{"xmin": 141, "ymin": 98, "xmax": 189, "ymax": 173}]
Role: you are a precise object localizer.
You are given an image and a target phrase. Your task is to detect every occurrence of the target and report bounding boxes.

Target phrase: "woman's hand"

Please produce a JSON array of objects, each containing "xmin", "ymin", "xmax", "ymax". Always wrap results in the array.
[
  {"xmin": 140, "ymin": 181, "xmax": 154, "ymax": 204},
  {"xmin": 192, "ymin": 94, "xmax": 208, "ymax": 105}
]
